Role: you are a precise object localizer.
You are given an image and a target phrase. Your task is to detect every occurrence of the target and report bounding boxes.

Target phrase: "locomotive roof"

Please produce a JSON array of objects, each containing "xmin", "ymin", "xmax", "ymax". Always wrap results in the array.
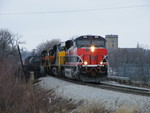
[{"xmin": 74, "ymin": 35, "xmax": 106, "ymax": 41}]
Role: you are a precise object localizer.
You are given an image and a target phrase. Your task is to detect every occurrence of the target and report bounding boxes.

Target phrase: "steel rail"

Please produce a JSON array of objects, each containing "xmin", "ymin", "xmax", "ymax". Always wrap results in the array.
[
  {"xmin": 45, "ymin": 75, "xmax": 150, "ymax": 97},
  {"xmin": 98, "ymin": 82, "xmax": 150, "ymax": 96}
]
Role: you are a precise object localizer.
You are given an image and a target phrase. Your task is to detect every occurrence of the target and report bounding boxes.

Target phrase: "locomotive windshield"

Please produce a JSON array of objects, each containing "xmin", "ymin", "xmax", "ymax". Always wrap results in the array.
[
  {"xmin": 57, "ymin": 42, "xmax": 66, "ymax": 51},
  {"xmin": 92, "ymin": 40, "xmax": 105, "ymax": 47},
  {"xmin": 76, "ymin": 39, "xmax": 105, "ymax": 48},
  {"xmin": 76, "ymin": 40, "xmax": 91, "ymax": 47}
]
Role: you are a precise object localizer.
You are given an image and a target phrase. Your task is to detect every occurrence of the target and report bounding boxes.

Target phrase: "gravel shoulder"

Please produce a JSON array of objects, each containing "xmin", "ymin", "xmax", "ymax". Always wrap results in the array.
[{"xmin": 38, "ymin": 76, "xmax": 150, "ymax": 113}]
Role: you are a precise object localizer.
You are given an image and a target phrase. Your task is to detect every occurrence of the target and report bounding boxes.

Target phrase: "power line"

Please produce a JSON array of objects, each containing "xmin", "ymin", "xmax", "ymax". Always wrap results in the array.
[{"xmin": 0, "ymin": 4, "xmax": 150, "ymax": 15}]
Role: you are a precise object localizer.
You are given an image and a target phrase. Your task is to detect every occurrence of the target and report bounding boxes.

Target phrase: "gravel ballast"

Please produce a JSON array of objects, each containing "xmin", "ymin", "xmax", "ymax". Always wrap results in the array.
[{"xmin": 39, "ymin": 76, "xmax": 150, "ymax": 112}]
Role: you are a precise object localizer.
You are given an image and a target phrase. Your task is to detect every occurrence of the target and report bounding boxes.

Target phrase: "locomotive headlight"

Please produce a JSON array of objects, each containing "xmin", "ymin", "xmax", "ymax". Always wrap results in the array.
[
  {"xmin": 100, "ymin": 61, "xmax": 103, "ymax": 65},
  {"xmin": 84, "ymin": 61, "xmax": 88, "ymax": 65},
  {"xmin": 91, "ymin": 46, "xmax": 95, "ymax": 52}
]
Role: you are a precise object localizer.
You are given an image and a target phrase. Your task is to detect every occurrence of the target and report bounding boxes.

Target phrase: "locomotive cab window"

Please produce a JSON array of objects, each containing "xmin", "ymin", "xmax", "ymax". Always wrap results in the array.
[
  {"xmin": 92, "ymin": 40, "xmax": 106, "ymax": 48},
  {"xmin": 58, "ymin": 46, "xmax": 65, "ymax": 52},
  {"xmin": 76, "ymin": 40, "xmax": 90, "ymax": 47},
  {"xmin": 76, "ymin": 38, "xmax": 106, "ymax": 48},
  {"xmin": 58, "ymin": 42, "xmax": 66, "ymax": 52}
]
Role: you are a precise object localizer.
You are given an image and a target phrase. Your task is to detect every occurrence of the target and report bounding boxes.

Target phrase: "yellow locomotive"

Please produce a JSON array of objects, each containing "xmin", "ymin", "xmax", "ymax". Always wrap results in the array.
[{"xmin": 41, "ymin": 42, "xmax": 68, "ymax": 75}]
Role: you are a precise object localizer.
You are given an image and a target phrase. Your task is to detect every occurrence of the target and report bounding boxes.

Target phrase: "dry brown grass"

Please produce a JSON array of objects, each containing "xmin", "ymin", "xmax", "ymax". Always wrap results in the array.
[
  {"xmin": 115, "ymin": 105, "xmax": 140, "ymax": 113},
  {"xmin": 76, "ymin": 101, "xmax": 107, "ymax": 113},
  {"xmin": 0, "ymin": 57, "xmax": 76, "ymax": 113}
]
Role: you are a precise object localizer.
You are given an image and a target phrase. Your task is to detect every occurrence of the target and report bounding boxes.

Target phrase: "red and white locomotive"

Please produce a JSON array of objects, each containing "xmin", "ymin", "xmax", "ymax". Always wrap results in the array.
[{"xmin": 64, "ymin": 35, "xmax": 108, "ymax": 82}]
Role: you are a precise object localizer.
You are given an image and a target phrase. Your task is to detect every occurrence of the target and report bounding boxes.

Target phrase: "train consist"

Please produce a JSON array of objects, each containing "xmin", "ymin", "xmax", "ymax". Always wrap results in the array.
[{"xmin": 41, "ymin": 35, "xmax": 108, "ymax": 82}]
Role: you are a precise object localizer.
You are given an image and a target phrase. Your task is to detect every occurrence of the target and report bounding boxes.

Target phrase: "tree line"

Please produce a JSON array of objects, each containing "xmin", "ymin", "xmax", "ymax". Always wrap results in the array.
[{"xmin": 108, "ymin": 48, "xmax": 150, "ymax": 84}]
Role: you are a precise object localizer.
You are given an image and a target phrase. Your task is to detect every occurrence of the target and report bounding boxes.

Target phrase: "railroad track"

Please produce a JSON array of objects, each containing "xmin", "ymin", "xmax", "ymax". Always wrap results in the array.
[
  {"xmin": 45, "ymin": 75, "xmax": 150, "ymax": 96},
  {"xmin": 99, "ymin": 82, "xmax": 150, "ymax": 96}
]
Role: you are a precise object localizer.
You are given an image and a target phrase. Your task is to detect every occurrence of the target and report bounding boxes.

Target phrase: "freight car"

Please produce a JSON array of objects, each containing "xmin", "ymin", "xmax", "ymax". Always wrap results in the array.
[{"xmin": 41, "ymin": 35, "xmax": 108, "ymax": 82}]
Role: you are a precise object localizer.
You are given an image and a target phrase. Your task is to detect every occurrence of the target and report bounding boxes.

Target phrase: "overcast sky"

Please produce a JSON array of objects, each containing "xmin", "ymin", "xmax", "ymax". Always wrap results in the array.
[{"xmin": 0, "ymin": 0, "xmax": 150, "ymax": 51}]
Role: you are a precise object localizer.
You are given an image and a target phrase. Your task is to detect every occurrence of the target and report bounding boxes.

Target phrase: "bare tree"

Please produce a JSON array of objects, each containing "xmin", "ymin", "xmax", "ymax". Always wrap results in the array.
[
  {"xmin": 36, "ymin": 39, "xmax": 61, "ymax": 54},
  {"xmin": 0, "ymin": 29, "xmax": 21, "ymax": 61}
]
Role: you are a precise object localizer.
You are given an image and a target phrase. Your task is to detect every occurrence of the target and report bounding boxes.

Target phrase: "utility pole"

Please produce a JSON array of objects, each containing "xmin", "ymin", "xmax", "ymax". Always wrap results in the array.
[{"xmin": 17, "ymin": 45, "xmax": 27, "ymax": 83}]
